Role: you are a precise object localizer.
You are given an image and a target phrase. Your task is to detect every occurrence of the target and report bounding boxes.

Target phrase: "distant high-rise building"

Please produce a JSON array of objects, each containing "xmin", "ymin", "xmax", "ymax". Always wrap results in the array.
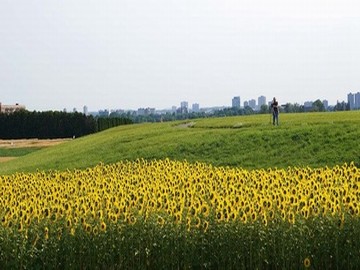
[
  {"xmin": 355, "ymin": 92, "xmax": 360, "ymax": 109},
  {"xmin": 347, "ymin": 92, "xmax": 360, "ymax": 110},
  {"xmin": 232, "ymin": 96, "xmax": 240, "ymax": 108},
  {"xmin": 137, "ymin": 107, "xmax": 155, "ymax": 115},
  {"xmin": 99, "ymin": 109, "xmax": 110, "ymax": 117},
  {"xmin": 304, "ymin": 101, "xmax": 313, "ymax": 112},
  {"xmin": 192, "ymin": 103, "xmax": 200, "ymax": 112},
  {"xmin": 83, "ymin": 105, "xmax": 88, "ymax": 115},
  {"xmin": 244, "ymin": 101, "xmax": 249, "ymax": 108},
  {"xmin": 248, "ymin": 99, "xmax": 256, "ymax": 110},
  {"xmin": 322, "ymin": 100, "xmax": 329, "ymax": 110},
  {"xmin": 348, "ymin": 93, "xmax": 355, "ymax": 110},
  {"xmin": 180, "ymin": 101, "xmax": 188, "ymax": 114},
  {"xmin": 258, "ymin": 96, "xmax": 266, "ymax": 109},
  {"xmin": 180, "ymin": 101, "xmax": 188, "ymax": 109},
  {"xmin": 137, "ymin": 108, "xmax": 146, "ymax": 115}
]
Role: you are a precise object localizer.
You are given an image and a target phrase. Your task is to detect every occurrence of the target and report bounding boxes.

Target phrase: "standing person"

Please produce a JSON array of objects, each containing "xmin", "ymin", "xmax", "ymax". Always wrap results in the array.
[{"xmin": 271, "ymin": 97, "xmax": 279, "ymax": 125}]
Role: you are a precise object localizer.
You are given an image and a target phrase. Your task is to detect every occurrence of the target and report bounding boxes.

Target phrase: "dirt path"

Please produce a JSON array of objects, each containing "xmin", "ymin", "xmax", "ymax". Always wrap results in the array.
[
  {"xmin": 0, "ymin": 157, "xmax": 17, "ymax": 162},
  {"xmin": 0, "ymin": 138, "xmax": 71, "ymax": 148}
]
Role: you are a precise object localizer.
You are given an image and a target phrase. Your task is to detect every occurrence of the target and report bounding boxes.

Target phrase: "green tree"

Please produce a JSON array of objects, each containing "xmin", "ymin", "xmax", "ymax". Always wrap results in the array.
[
  {"xmin": 312, "ymin": 99, "xmax": 325, "ymax": 112},
  {"xmin": 259, "ymin": 104, "xmax": 269, "ymax": 114}
]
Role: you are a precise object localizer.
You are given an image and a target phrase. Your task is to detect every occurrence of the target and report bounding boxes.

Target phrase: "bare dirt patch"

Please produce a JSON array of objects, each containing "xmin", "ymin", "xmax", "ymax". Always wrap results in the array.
[
  {"xmin": 0, "ymin": 157, "xmax": 17, "ymax": 162},
  {"xmin": 176, "ymin": 122, "xmax": 196, "ymax": 128},
  {"xmin": 0, "ymin": 138, "xmax": 71, "ymax": 149}
]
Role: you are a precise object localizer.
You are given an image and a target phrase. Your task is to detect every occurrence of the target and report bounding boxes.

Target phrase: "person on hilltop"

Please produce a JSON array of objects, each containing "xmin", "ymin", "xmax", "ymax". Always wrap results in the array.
[{"xmin": 271, "ymin": 97, "xmax": 279, "ymax": 125}]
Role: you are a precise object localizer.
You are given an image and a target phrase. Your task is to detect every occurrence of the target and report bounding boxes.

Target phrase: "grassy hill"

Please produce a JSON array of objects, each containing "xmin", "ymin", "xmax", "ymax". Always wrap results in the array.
[{"xmin": 0, "ymin": 111, "xmax": 359, "ymax": 175}]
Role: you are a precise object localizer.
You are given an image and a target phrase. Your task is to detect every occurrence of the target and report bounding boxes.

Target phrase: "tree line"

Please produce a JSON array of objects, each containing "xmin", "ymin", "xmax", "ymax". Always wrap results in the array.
[{"xmin": 0, "ymin": 110, "xmax": 132, "ymax": 139}]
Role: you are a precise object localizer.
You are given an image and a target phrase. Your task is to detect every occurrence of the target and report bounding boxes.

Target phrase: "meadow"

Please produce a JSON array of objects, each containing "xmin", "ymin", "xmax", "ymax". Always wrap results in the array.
[
  {"xmin": 0, "ymin": 111, "xmax": 360, "ymax": 269},
  {"xmin": 0, "ymin": 111, "xmax": 359, "ymax": 174}
]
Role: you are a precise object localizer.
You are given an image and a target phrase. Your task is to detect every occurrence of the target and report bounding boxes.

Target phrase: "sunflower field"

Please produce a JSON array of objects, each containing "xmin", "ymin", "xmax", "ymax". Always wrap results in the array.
[{"xmin": 1, "ymin": 158, "xmax": 360, "ymax": 269}]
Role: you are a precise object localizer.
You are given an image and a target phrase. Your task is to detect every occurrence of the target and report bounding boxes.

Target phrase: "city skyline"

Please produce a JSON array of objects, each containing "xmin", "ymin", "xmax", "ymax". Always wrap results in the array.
[
  {"xmin": 85, "ymin": 93, "xmax": 344, "ymax": 114},
  {"xmin": 0, "ymin": 91, "xmax": 350, "ymax": 114}
]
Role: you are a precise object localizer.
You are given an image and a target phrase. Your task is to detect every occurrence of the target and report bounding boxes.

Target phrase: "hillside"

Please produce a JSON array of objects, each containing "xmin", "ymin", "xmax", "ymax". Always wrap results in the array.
[{"xmin": 0, "ymin": 111, "xmax": 359, "ymax": 175}]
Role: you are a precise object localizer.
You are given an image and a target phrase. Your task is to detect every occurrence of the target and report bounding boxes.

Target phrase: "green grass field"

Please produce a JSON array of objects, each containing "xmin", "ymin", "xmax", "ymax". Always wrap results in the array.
[
  {"xmin": 0, "ymin": 111, "xmax": 359, "ymax": 175},
  {"xmin": 0, "ymin": 147, "xmax": 42, "ymax": 157}
]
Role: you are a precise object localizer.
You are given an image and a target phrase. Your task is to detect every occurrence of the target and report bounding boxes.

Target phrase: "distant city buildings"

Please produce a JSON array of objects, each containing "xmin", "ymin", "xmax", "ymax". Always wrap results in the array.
[
  {"xmin": 303, "ymin": 101, "xmax": 313, "ymax": 112},
  {"xmin": 248, "ymin": 99, "xmax": 256, "ymax": 110},
  {"xmin": 3, "ymin": 91, "xmax": 356, "ymax": 117},
  {"xmin": 179, "ymin": 101, "xmax": 189, "ymax": 114},
  {"xmin": 356, "ymin": 93, "xmax": 360, "ymax": 109},
  {"xmin": 98, "ymin": 109, "xmax": 110, "ymax": 117},
  {"xmin": 192, "ymin": 103, "xmax": 200, "ymax": 113},
  {"xmin": 348, "ymin": 92, "xmax": 360, "ymax": 110},
  {"xmin": 137, "ymin": 107, "xmax": 155, "ymax": 116},
  {"xmin": 232, "ymin": 96, "xmax": 240, "ymax": 108},
  {"xmin": 323, "ymin": 100, "xmax": 328, "ymax": 110},
  {"xmin": 258, "ymin": 96, "xmax": 266, "ymax": 109}
]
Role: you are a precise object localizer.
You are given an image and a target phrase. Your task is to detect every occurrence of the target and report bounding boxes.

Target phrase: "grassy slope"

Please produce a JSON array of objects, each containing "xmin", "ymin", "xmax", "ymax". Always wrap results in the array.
[
  {"xmin": 0, "ymin": 111, "xmax": 359, "ymax": 175},
  {"xmin": 0, "ymin": 147, "xmax": 43, "ymax": 157}
]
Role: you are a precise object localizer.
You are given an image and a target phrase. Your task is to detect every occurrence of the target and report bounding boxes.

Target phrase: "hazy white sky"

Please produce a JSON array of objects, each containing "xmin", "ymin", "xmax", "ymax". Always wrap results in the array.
[{"xmin": 1, "ymin": 0, "xmax": 359, "ymax": 111}]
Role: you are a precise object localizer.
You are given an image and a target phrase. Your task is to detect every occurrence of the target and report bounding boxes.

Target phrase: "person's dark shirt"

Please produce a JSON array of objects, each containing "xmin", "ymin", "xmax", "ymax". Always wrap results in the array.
[{"xmin": 271, "ymin": 101, "xmax": 278, "ymax": 113}]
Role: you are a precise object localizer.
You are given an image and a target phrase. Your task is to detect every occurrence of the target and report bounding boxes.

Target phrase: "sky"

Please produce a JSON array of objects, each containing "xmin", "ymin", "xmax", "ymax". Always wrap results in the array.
[{"xmin": 1, "ymin": 0, "xmax": 360, "ymax": 112}]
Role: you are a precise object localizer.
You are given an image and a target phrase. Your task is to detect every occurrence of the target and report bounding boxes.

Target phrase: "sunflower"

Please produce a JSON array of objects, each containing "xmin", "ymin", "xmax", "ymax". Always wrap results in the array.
[
  {"xmin": 100, "ymin": 221, "xmax": 107, "ymax": 232},
  {"xmin": 129, "ymin": 215, "xmax": 137, "ymax": 225},
  {"xmin": 241, "ymin": 213, "xmax": 248, "ymax": 223},
  {"xmin": 216, "ymin": 211, "xmax": 223, "ymax": 222},
  {"xmin": 44, "ymin": 227, "xmax": 49, "ymax": 240},
  {"xmin": 66, "ymin": 218, "xmax": 72, "ymax": 228},
  {"xmin": 18, "ymin": 222, "xmax": 23, "ymax": 232},
  {"xmin": 203, "ymin": 220, "xmax": 209, "ymax": 233},
  {"xmin": 174, "ymin": 213, "xmax": 182, "ymax": 224},
  {"xmin": 157, "ymin": 216, "xmax": 165, "ymax": 227},
  {"xmin": 1, "ymin": 215, "xmax": 7, "ymax": 225},
  {"xmin": 85, "ymin": 224, "xmax": 92, "ymax": 233},
  {"xmin": 194, "ymin": 217, "xmax": 201, "ymax": 229},
  {"xmin": 288, "ymin": 212, "xmax": 295, "ymax": 224},
  {"xmin": 303, "ymin": 257, "xmax": 311, "ymax": 268},
  {"xmin": 201, "ymin": 204, "xmax": 210, "ymax": 217},
  {"xmin": 250, "ymin": 211, "xmax": 257, "ymax": 222},
  {"xmin": 93, "ymin": 225, "xmax": 99, "ymax": 236}
]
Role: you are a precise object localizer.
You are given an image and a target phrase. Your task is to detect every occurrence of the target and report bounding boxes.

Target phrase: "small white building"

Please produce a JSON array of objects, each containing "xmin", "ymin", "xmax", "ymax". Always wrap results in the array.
[{"xmin": 0, "ymin": 102, "xmax": 26, "ymax": 113}]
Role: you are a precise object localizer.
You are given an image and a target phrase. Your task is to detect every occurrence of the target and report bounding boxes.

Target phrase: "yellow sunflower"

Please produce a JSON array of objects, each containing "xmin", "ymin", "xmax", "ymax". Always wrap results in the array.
[{"xmin": 303, "ymin": 257, "xmax": 311, "ymax": 268}]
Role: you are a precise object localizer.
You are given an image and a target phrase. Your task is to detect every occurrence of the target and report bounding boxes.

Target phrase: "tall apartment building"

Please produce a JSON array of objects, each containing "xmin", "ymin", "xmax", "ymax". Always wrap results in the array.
[
  {"xmin": 355, "ymin": 92, "xmax": 360, "ymax": 109},
  {"xmin": 248, "ymin": 99, "xmax": 256, "ymax": 110},
  {"xmin": 348, "ymin": 92, "xmax": 360, "ymax": 110},
  {"xmin": 180, "ymin": 101, "xmax": 188, "ymax": 114},
  {"xmin": 348, "ymin": 93, "xmax": 355, "ymax": 110},
  {"xmin": 0, "ymin": 102, "xmax": 26, "ymax": 113},
  {"xmin": 192, "ymin": 103, "xmax": 200, "ymax": 112},
  {"xmin": 323, "ymin": 100, "xmax": 329, "ymax": 110},
  {"xmin": 232, "ymin": 96, "xmax": 240, "ymax": 108},
  {"xmin": 258, "ymin": 96, "xmax": 266, "ymax": 109}
]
